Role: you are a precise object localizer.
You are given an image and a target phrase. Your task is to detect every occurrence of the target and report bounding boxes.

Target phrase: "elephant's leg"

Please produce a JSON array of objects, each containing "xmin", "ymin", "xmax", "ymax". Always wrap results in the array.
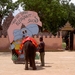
[
  {"xmin": 31, "ymin": 57, "xmax": 36, "ymax": 70},
  {"xmin": 25, "ymin": 53, "xmax": 29, "ymax": 70},
  {"xmin": 25, "ymin": 59, "xmax": 28, "ymax": 70},
  {"xmin": 29, "ymin": 58, "xmax": 32, "ymax": 67}
]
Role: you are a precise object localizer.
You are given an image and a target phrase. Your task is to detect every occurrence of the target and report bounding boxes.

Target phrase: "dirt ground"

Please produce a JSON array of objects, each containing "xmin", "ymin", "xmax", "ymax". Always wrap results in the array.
[{"xmin": 0, "ymin": 51, "xmax": 75, "ymax": 75}]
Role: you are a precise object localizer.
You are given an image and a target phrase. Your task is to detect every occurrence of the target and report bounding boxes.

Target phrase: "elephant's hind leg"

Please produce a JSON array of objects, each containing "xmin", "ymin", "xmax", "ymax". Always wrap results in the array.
[
  {"xmin": 31, "ymin": 58, "xmax": 37, "ymax": 70},
  {"xmin": 25, "ymin": 59, "xmax": 29, "ymax": 70}
]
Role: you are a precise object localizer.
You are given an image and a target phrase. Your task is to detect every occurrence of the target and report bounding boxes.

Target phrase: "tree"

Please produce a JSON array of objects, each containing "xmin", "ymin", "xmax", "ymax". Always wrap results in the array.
[
  {"xmin": 45, "ymin": 0, "xmax": 68, "ymax": 34},
  {"xmin": 68, "ymin": 3, "xmax": 75, "ymax": 27},
  {"xmin": 61, "ymin": 0, "xmax": 75, "ymax": 27},
  {"xmin": 0, "ymin": 0, "xmax": 19, "ymax": 30},
  {"xmin": 12, "ymin": 0, "xmax": 75, "ymax": 34}
]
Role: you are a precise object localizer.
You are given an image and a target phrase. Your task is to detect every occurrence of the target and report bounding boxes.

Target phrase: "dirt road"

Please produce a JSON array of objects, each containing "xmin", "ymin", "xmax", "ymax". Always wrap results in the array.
[{"xmin": 0, "ymin": 51, "xmax": 75, "ymax": 75}]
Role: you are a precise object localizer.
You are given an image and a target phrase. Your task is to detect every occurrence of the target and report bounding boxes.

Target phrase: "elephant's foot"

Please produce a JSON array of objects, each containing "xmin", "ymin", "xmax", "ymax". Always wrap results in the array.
[
  {"xmin": 25, "ymin": 67, "xmax": 29, "ymax": 70},
  {"xmin": 30, "ymin": 64, "xmax": 32, "ymax": 67},
  {"xmin": 33, "ymin": 67, "xmax": 37, "ymax": 70},
  {"xmin": 25, "ymin": 66, "xmax": 29, "ymax": 70}
]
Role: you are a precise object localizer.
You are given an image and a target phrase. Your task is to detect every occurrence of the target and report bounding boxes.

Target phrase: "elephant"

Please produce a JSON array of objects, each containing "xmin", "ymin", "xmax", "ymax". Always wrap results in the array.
[{"xmin": 23, "ymin": 40, "xmax": 37, "ymax": 70}]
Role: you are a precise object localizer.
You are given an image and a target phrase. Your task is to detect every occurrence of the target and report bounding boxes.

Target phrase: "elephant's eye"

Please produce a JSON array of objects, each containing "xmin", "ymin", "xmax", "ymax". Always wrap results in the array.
[
  {"xmin": 22, "ymin": 31, "xmax": 25, "ymax": 34},
  {"xmin": 22, "ymin": 30, "xmax": 27, "ymax": 34},
  {"xmin": 25, "ymin": 30, "xmax": 27, "ymax": 33}
]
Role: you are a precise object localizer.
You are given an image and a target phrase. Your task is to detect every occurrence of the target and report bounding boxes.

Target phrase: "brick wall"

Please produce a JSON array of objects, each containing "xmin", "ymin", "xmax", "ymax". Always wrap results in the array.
[
  {"xmin": 0, "ymin": 33, "xmax": 63, "ymax": 52},
  {"xmin": 34, "ymin": 35, "xmax": 62, "ymax": 51},
  {"xmin": 0, "ymin": 35, "xmax": 10, "ymax": 52}
]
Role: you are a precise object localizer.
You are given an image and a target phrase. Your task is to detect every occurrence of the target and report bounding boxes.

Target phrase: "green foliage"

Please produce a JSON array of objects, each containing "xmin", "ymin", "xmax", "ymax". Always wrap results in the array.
[
  {"xmin": 1, "ymin": 0, "xmax": 75, "ymax": 34},
  {"xmin": 12, "ymin": 54, "xmax": 18, "ymax": 61},
  {"xmin": 62, "ymin": 42, "xmax": 66, "ymax": 49},
  {"xmin": 0, "ymin": 0, "xmax": 19, "ymax": 27},
  {"xmin": 35, "ymin": 52, "xmax": 40, "ymax": 60},
  {"xmin": 68, "ymin": 3, "xmax": 75, "ymax": 27},
  {"xmin": 20, "ymin": 0, "xmax": 75, "ymax": 34}
]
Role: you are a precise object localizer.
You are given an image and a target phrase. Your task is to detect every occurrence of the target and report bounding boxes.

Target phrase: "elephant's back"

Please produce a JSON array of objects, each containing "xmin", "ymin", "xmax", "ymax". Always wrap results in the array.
[{"xmin": 23, "ymin": 41, "xmax": 36, "ymax": 55}]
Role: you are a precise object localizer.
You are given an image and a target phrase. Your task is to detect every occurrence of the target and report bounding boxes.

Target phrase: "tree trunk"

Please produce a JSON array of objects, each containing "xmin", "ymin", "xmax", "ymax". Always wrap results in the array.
[{"xmin": 0, "ymin": 14, "xmax": 3, "ymax": 30}]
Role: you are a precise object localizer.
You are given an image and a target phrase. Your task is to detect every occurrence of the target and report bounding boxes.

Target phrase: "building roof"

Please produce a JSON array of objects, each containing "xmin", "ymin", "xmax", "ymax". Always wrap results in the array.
[{"xmin": 61, "ymin": 21, "xmax": 74, "ymax": 31}]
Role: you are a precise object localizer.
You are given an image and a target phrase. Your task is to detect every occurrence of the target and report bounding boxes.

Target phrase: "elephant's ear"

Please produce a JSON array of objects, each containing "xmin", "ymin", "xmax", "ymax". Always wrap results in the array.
[{"xmin": 26, "ymin": 24, "xmax": 39, "ymax": 36}]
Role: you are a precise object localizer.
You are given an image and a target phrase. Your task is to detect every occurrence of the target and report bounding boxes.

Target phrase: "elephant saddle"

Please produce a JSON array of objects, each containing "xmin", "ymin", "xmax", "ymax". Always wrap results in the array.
[{"xmin": 20, "ymin": 36, "xmax": 38, "ymax": 50}]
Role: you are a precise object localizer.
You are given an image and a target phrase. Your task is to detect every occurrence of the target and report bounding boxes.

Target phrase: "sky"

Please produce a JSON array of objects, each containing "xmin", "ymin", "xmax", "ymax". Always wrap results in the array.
[
  {"xmin": 70, "ymin": 0, "xmax": 75, "ymax": 4},
  {"xmin": 13, "ymin": 5, "xmax": 23, "ymax": 16},
  {"xmin": 12, "ymin": 0, "xmax": 23, "ymax": 16}
]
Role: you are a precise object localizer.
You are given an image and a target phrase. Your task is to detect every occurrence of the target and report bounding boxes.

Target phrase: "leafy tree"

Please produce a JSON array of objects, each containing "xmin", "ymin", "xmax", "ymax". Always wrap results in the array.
[
  {"xmin": 19, "ymin": 0, "xmax": 71, "ymax": 34},
  {"xmin": 0, "ymin": 0, "xmax": 19, "ymax": 30},
  {"xmin": 1, "ymin": 0, "xmax": 75, "ymax": 35},
  {"xmin": 68, "ymin": 3, "xmax": 75, "ymax": 27},
  {"xmin": 45, "ymin": 0, "xmax": 68, "ymax": 34},
  {"xmin": 61, "ymin": 0, "xmax": 75, "ymax": 27}
]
